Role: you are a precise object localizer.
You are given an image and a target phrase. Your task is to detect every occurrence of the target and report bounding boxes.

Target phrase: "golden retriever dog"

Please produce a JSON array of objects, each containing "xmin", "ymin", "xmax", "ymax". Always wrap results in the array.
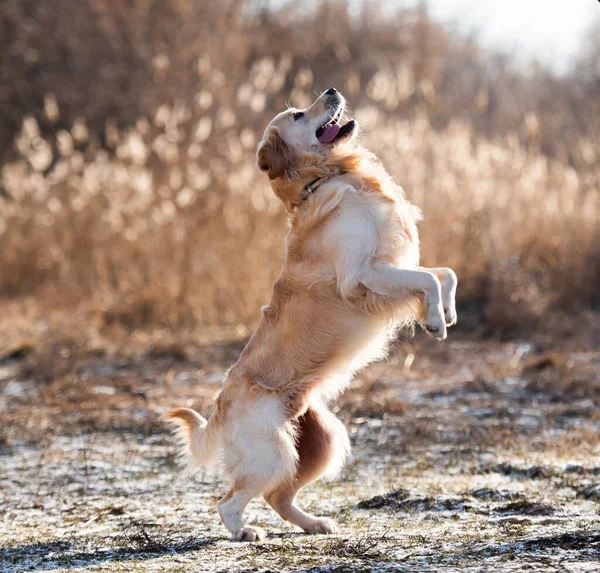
[{"xmin": 166, "ymin": 88, "xmax": 457, "ymax": 541}]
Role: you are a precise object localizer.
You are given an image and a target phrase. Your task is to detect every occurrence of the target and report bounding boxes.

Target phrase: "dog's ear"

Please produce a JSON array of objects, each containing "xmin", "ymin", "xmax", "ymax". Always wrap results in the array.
[{"xmin": 257, "ymin": 133, "xmax": 291, "ymax": 180}]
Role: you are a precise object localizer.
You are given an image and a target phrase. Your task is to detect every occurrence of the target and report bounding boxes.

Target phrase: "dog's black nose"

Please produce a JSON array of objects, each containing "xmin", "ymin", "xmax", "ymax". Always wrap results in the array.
[{"xmin": 324, "ymin": 87, "xmax": 337, "ymax": 95}]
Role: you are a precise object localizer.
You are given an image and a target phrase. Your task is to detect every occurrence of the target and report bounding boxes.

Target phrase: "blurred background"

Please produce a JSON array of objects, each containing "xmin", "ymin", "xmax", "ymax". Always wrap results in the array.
[{"xmin": 0, "ymin": 0, "xmax": 599, "ymax": 343}]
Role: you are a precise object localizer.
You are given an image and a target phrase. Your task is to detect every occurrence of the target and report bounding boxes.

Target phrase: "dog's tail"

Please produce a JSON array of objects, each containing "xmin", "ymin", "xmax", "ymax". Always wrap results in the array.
[{"xmin": 164, "ymin": 408, "xmax": 220, "ymax": 471}]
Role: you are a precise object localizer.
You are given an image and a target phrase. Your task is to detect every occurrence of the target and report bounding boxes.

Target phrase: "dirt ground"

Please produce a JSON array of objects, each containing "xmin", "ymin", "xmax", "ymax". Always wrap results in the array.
[{"xmin": 1, "ymin": 316, "xmax": 600, "ymax": 572}]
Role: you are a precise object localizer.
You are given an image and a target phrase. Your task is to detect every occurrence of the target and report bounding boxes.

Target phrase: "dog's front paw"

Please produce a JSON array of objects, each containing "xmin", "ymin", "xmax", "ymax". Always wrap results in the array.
[
  {"xmin": 444, "ymin": 305, "xmax": 457, "ymax": 327},
  {"xmin": 422, "ymin": 311, "xmax": 447, "ymax": 340},
  {"xmin": 303, "ymin": 517, "xmax": 338, "ymax": 535},
  {"xmin": 232, "ymin": 526, "xmax": 266, "ymax": 542}
]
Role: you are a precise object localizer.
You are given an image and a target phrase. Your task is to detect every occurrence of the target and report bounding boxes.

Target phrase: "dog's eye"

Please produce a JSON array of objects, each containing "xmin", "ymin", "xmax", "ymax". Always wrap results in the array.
[{"xmin": 293, "ymin": 112, "xmax": 304, "ymax": 121}]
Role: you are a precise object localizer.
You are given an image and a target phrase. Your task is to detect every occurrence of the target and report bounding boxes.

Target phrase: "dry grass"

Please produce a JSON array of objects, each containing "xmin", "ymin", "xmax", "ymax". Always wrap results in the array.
[{"xmin": 0, "ymin": 0, "xmax": 599, "ymax": 337}]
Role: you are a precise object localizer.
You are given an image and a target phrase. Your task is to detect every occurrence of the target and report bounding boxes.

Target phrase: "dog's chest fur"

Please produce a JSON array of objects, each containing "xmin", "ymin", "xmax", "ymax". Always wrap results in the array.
[{"xmin": 285, "ymin": 185, "xmax": 420, "ymax": 284}]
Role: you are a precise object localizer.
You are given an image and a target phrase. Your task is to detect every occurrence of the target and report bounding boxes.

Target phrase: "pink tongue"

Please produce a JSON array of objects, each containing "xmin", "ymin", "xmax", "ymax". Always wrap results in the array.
[{"xmin": 318, "ymin": 123, "xmax": 341, "ymax": 143}]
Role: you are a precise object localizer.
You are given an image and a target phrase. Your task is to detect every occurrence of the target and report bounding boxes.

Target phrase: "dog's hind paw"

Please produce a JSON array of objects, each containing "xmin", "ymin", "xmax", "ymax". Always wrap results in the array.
[
  {"xmin": 232, "ymin": 526, "xmax": 266, "ymax": 542},
  {"xmin": 303, "ymin": 517, "xmax": 338, "ymax": 535}
]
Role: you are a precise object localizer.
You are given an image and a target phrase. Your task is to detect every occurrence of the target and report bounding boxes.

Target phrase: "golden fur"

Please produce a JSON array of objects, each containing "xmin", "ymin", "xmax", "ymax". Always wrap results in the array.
[{"xmin": 166, "ymin": 89, "xmax": 457, "ymax": 541}]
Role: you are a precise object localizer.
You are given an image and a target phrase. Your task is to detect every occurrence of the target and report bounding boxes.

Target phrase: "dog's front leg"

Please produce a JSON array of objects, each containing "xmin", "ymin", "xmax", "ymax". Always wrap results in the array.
[
  {"xmin": 360, "ymin": 262, "xmax": 447, "ymax": 340},
  {"xmin": 418, "ymin": 267, "xmax": 458, "ymax": 326}
]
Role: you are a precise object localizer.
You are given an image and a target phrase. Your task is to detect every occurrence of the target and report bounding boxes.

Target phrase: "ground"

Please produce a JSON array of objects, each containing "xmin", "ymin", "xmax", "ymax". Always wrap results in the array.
[{"xmin": 1, "ymin": 318, "xmax": 600, "ymax": 572}]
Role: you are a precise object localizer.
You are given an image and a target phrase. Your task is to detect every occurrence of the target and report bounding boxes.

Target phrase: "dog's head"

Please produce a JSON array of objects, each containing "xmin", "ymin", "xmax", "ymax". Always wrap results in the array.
[{"xmin": 257, "ymin": 88, "xmax": 358, "ymax": 186}]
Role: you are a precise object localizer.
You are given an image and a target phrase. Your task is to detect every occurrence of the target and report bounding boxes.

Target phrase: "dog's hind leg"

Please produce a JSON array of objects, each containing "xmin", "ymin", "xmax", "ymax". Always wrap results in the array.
[
  {"xmin": 217, "ymin": 480, "xmax": 268, "ymax": 541},
  {"xmin": 264, "ymin": 403, "xmax": 349, "ymax": 534},
  {"xmin": 217, "ymin": 396, "xmax": 299, "ymax": 541}
]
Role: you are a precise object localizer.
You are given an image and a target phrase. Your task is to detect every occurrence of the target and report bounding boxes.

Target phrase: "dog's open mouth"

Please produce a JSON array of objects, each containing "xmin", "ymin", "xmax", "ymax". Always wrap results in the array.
[{"xmin": 316, "ymin": 107, "xmax": 356, "ymax": 144}]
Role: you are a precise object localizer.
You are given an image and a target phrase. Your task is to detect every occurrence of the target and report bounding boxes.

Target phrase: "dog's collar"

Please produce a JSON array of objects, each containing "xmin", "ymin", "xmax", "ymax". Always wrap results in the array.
[
  {"xmin": 301, "ymin": 178, "xmax": 324, "ymax": 201},
  {"xmin": 301, "ymin": 171, "xmax": 346, "ymax": 201}
]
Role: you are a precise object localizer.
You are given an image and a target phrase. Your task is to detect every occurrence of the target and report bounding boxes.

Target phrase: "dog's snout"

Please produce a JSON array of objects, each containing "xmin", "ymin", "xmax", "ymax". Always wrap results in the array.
[{"xmin": 324, "ymin": 87, "xmax": 343, "ymax": 112}]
